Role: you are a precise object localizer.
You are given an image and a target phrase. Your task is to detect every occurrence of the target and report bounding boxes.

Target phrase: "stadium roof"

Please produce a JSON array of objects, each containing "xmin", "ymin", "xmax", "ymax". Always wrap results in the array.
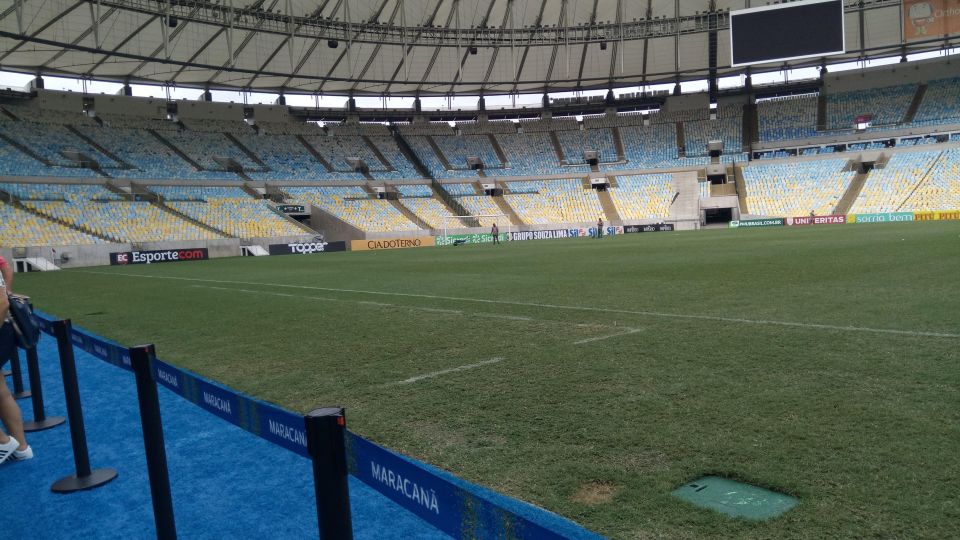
[{"xmin": 0, "ymin": 0, "xmax": 941, "ymax": 96}]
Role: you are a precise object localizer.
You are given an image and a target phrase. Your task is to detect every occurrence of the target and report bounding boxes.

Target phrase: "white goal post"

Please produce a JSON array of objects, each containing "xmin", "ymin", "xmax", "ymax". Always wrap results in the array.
[{"xmin": 439, "ymin": 214, "xmax": 512, "ymax": 244}]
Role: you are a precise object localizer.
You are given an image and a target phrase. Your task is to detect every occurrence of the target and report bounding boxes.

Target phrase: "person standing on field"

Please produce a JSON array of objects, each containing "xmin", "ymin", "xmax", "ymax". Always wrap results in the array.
[
  {"xmin": 491, "ymin": 222, "xmax": 500, "ymax": 245},
  {"xmin": 597, "ymin": 217, "xmax": 604, "ymax": 239},
  {"xmin": 0, "ymin": 255, "xmax": 32, "ymax": 465}
]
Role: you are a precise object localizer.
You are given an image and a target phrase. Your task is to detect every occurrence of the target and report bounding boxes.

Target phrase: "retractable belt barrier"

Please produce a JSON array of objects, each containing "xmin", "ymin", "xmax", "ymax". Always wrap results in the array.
[{"xmin": 34, "ymin": 310, "xmax": 600, "ymax": 540}]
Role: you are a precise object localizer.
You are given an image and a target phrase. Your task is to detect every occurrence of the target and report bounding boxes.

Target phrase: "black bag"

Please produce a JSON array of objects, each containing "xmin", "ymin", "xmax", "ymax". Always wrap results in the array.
[{"xmin": 7, "ymin": 295, "xmax": 41, "ymax": 350}]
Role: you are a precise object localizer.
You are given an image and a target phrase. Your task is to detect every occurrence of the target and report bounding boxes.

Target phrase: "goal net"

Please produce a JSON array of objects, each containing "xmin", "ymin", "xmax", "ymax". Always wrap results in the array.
[{"xmin": 439, "ymin": 214, "xmax": 512, "ymax": 245}]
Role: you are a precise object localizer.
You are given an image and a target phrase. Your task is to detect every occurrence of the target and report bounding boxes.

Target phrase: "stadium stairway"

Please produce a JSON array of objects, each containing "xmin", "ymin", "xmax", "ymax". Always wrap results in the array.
[
  {"xmin": 595, "ymin": 184, "xmax": 623, "ymax": 225},
  {"xmin": 612, "ymin": 127, "xmax": 627, "ymax": 161},
  {"xmin": 487, "ymin": 134, "xmax": 509, "ymax": 166},
  {"xmin": 295, "ymin": 135, "xmax": 335, "ymax": 172},
  {"xmin": 903, "ymin": 84, "xmax": 928, "ymax": 124},
  {"xmin": 675, "ymin": 122, "xmax": 686, "ymax": 157},
  {"xmin": 833, "ymin": 165, "xmax": 870, "ymax": 215},
  {"xmin": 669, "ymin": 172, "xmax": 701, "ymax": 224},
  {"xmin": 896, "ymin": 150, "xmax": 946, "ymax": 211},
  {"xmin": 0, "ymin": 130, "xmax": 54, "ymax": 166},
  {"xmin": 149, "ymin": 129, "xmax": 205, "ymax": 171},
  {"xmin": 816, "ymin": 93, "xmax": 827, "ymax": 131},
  {"xmin": 426, "ymin": 136, "xmax": 456, "ymax": 171},
  {"xmin": 224, "ymin": 133, "xmax": 269, "ymax": 168},
  {"xmin": 492, "ymin": 190, "xmax": 525, "ymax": 226},
  {"xmin": 733, "ymin": 164, "xmax": 749, "ymax": 215},
  {"xmin": 430, "ymin": 181, "xmax": 479, "ymax": 227},
  {"xmin": 549, "ymin": 131, "xmax": 568, "ymax": 164},
  {"xmin": 393, "ymin": 131, "xmax": 433, "ymax": 179},
  {"xmin": 152, "ymin": 201, "xmax": 233, "ymax": 238},
  {"xmin": 65, "ymin": 125, "xmax": 137, "ymax": 170},
  {"xmin": 390, "ymin": 198, "xmax": 431, "ymax": 230},
  {"xmin": 360, "ymin": 135, "xmax": 397, "ymax": 171},
  {"xmin": 14, "ymin": 200, "xmax": 117, "ymax": 243}
]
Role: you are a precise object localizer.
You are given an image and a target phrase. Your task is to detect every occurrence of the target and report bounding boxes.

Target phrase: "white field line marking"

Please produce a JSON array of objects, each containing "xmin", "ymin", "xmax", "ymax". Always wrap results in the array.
[
  {"xmin": 573, "ymin": 328, "xmax": 643, "ymax": 345},
  {"xmin": 472, "ymin": 312, "xmax": 533, "ymax": 321},
  {"xmin": 418, "ymin": 307, "xmax": 463, "ymax": 314},
  {"xmin": 85, "ymin": 271, "xmax": 960, "ymax": 339},
  {"xmin": 387, "ymin": 357, "xmax": 505, "ymax": 386}
]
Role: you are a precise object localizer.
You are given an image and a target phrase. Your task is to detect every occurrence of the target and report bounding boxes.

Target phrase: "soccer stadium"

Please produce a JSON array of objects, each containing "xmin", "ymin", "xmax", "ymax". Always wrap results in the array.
[{"xmin": 1, "ymin": 0, "xmax": 959, "ymax": 538}]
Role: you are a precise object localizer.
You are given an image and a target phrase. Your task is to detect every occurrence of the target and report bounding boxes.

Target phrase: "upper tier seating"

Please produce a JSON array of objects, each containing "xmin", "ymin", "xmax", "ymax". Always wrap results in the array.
[
  {"xmin": 433, "ymin": 135, "xmax": 503, "ymax": 169},
  {"xmin": 743, "ymin": 159, "xmax": 854, "ymax": 216},
  {"xmin": 232, "ymin": 133, "xmax": 331, "ymax": 181},
  {"xmin": 609, "ymin": 174, "xmax": 673, "ymax": 220},
  {"xmin": 0, "ymin": 201, "xmax": 105, "ymax": 247},
  {"xmin": 0, "ymin": 120, "xmax": 122, "ymax": 169},
  {"xmin": 284, "ymin": 186, "xmax": 419, "ymax": 232},
  {"xmin": 77, "ymin": 120, "xmax": 240, "ymax": 180},
  {"xmin": 302, "ymin": 134, "xmax": 385, "ymax": 174},
  {"xmin": 157, "ymin": 186, "xmax": 307, "ymax": 238},
  {"xmin": 0, "ymin": 137, "xmax": 100, "ymax": 178},
  {"xmin": 179, "ymin": 118, "xmax": 252, "ymax": 134},
  {"xmin": 826, "ymin": 84, "xmax": 916, "ymax": 130},
  {"xmin": 851, "ymin": 150, "xmax": 943, "ymax": 213},
  {"xmin": 757, "ymin": 95, "xmax": 819, "ymax": 142},
  {"xmin": 404, "ymin": 135, "xmax": 478, "ymax": 179},
  {"xmin": 684, "ymin": 117, "xmax": 742, "ymax": 157},
  {"xmin": 912, "ymin": 77, "xmax": 960, "ymax": 127},
  {"xmin": 503, "ymin": 179, "xmax": 605, "ymax": 224},
  {"xmin": 557, "ymin": 128, "xmax": 619, "ymax": 164},
  {"xmin": 163, "ymin": 129, "xmax": 260, "ymax": 171},
  {"xmin": 492, "ymin": 132, "xmax": 584, "ymax": 176},
  {"xmin": 364, "ymin": 136, "xmax": 422, "ymax": 179},
  {"xmin": 618, "ymin": 123, "xmax": 679, "ymax": 169}
]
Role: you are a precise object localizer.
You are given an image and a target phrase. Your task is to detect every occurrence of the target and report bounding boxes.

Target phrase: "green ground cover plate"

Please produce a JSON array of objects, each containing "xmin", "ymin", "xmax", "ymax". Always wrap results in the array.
[{"xmin": 672, "ymin": 476, "xmax": 798, "ymax": 520}]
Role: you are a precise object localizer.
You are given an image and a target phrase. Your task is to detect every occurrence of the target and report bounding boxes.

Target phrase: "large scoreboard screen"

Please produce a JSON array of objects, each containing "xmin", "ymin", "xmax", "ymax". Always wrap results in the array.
[{"xmin": 730, "ymin": 0, "xmax": 845, "ymax": 67}]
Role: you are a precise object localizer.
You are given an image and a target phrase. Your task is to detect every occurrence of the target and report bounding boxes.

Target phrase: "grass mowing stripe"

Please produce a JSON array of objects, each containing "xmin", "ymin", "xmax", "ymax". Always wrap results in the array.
[
  {"xmin": 89, "ymin": 270, "xmax": 960, "ymax": 339},
  {"xmin": 193, "ymin": 284, "xmax": 623, "ymax": 336},
  {"xmin": 386, "ymin": 357, "xmax": 506, "ymax": 386}
]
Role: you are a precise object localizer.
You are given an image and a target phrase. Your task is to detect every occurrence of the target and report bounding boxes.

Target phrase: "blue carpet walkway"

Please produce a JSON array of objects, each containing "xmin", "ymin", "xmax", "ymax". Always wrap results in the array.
[{"xmin": 2, "ymin": 333, "xmax": 450, "ymax": 539}]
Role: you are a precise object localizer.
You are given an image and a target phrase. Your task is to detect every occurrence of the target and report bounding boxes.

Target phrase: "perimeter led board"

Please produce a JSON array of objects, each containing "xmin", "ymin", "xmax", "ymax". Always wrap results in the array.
[{"xmin": 730, "ymin": 0, "xmax": 845, "ymax": 67}]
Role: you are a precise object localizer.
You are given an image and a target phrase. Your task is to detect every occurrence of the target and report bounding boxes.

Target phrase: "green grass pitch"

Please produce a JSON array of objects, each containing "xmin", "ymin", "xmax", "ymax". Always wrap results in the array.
[{"xmin": 16, "ymin": 222, "xmax": 960, "ymax": 539}]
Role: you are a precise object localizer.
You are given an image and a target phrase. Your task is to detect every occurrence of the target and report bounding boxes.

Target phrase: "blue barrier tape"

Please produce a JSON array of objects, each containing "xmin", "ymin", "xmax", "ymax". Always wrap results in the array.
[
  {"xmin": 33, "ymin": 311, "xmax": 309, "ymax": 458},
  {"xmin": 32, "ymin": 311, "xmax": 600, "ymax": 539},
  {"xmin": 151, "ymin": 358, "xmax": 309, "ymax": 459},
  {"xmin": 347, "ymin": 432, "xmax": 595, "ymax": 539}
]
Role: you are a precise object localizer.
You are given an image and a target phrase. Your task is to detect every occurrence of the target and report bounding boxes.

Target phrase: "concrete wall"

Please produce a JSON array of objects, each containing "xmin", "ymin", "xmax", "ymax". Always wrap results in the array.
[
  {"xmin": 664, "ymin": 92, "xmax": 710, "ymax": 113},
  {"xmin": 824, "ymin": 56, "xmax": 960, "ymax": 94}
]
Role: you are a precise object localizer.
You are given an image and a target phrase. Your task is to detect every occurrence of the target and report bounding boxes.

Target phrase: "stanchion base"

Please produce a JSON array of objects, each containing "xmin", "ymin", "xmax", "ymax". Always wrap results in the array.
[
  {"xmin": 13, "ymin": 390, "xmax": 32, "ymax": 400},
  {"xmin": 23, "ymin": 416, "xmax": 66, "ymax": 432},
  {"xmin": 51, "ymin": 468, "xmax": 118, "ymax": 493}
]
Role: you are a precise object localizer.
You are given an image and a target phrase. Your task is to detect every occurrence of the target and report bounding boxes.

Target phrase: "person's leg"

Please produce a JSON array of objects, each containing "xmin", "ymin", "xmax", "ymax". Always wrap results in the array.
[{"xmin": 0, "ymin": 374, "xmax": 27, "ymax": 451}]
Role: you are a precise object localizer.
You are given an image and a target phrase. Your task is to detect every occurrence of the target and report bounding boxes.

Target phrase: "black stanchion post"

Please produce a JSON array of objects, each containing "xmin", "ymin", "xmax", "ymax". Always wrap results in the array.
[
  {"xmin": 305, "ymin": 407, "xmax": 353, "ymax": 540},
  {"xmin": 9, "ymin": 348, "xmax": 31, "ymax": 399},
  {"xmin": 23, "ymin": 343, "xmax": 65, "ymax": 432},
  {"xmin": 130, "ymin": 344, "xmax": 177, "ymax": 540},
  {"xmin": 50, "ymin": 319, "xmax": 118, "ymax": 493}
]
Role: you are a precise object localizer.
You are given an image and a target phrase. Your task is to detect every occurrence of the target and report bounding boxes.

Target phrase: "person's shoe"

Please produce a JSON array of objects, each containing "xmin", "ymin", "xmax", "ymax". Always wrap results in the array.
[
  {"xmin": 0, "ymin": 436, "xmax": 19, "ymax": 465},
  {"xmin": 11, "ymin": 445, "xmax": 33, "ymax": 461}
]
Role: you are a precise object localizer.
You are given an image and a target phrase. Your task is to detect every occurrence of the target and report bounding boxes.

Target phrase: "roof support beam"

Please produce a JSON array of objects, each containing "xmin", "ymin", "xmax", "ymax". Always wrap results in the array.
[{"xmin": 0, "ymin": 0, "xmax": 87, "ymax": 64}]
